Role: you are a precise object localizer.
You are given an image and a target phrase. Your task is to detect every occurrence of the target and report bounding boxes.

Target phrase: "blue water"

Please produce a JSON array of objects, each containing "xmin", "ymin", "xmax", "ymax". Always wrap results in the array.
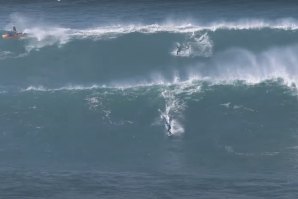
[{"xmin": 1, "ymin": 0, "xmax": 298, "ymax": 198}]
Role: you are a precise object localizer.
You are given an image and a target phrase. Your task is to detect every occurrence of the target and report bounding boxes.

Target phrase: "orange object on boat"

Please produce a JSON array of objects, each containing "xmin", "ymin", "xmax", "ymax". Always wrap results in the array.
[{"xmin": 2, "ymin": 32, "xmax": 25, "ymax": 39}]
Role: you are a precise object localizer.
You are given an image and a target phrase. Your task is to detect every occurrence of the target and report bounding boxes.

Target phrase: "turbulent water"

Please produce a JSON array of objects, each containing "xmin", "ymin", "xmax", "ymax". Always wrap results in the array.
[{"xmin": 1, "ymin": 0, "xmax": 298, "ymax": 198}]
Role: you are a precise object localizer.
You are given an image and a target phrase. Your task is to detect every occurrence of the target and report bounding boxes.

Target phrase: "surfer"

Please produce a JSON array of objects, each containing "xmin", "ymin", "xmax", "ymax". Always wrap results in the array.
[
  {"xmin": 176, "ymin": 43, "xmax": 189, "ymax": 55},
  {"xmin": 162, "ymin": 115, "xmax": 172, "ymax": 135},
  {"xmin": 166, "ymin": 120, "xmax": 172, "ymax": 135},
  {"xmin": 176, "ymin": 43, "xmax": 182, "ymax": 55}
]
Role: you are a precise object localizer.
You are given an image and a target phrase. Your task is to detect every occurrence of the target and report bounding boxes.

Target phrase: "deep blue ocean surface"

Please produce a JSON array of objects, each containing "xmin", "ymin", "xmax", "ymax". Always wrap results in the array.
[{"xmin": 1, "ymin": 0, "xmax": 298, "ymax": 198}]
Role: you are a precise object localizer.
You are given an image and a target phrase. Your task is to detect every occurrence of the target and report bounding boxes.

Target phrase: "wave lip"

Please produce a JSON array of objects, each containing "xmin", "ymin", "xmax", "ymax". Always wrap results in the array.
[
  {"xmin": 12, "ymin": 18, "xmax": 298, "ymax": 41},
  {"xmin": 72, "ymin": 18, "xmax": 298, "ymax": 37},
  {"xmin": 2, "ymin": 17, "xmax": 298, "ymax": 54}
]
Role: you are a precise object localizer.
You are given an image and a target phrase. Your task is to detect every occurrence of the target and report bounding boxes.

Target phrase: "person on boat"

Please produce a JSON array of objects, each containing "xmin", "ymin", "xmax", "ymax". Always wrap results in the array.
[
  {"xmin": 8, "ymin": 26, "xmax": 18, "ymax": 37},
  {"xmin": 2, "ymin": 26, "xmax": 25, "ymax": 39}
]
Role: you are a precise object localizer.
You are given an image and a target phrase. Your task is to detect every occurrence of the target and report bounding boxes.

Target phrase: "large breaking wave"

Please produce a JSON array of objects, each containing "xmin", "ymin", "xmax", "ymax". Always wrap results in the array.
[
  {"xmin": 1, "ymin": 19, "xmax": 298, "ymax": 87},
  {"xmin": 1, "ymin": 17, "xmax": 298, "ymax": 170}
]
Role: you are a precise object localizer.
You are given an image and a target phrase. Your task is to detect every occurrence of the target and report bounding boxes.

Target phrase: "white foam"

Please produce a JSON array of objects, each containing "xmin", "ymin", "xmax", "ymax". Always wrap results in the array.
[
  {"xmin": 160, "ymin": 90, "xmax": 186, "ymax": 136},
  {"xmin": 23, "ymin": 86, "xmax": 48, "ymax": 92},
  {"xmin": 23, "ymin": 27, "xmax": 71, "ymax": 51},
  {"xmin": 127, "ymin": 44, "xmax": 298, "ymax": 89},
  {"xmin": 0, "ymin": 50, "xmax": 30, "ymax": 60},
  {"xmin": 22, "ymin": 84, "xmax": 102, "ymax": 92},
  {"xmin": 8, "ymin": 16, "xmax": 298, "ymax": 39},
  {"xmin": 72, "ymin": 18, "xmax": 298, "ymax": 39},
  {"xmin": 202, "ymin": 45, "xmax": 298, "ymax": 86},
  {"xmin": 0, "ymin": 50, "xmax": 13, "ymax": 60},
  {"xmin": 171, "ymin": 32, "xmax": 213, "ymax": 57}
]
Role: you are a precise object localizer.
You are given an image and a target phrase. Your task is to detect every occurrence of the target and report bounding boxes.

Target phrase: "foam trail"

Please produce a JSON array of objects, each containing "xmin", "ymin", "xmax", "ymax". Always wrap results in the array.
[
  {"xmin": 160, "ymin": 90, "xmax": 185, "ymax": 136},
  {"xmin": 0, "ymin": 50, "xmax": 13, "ymax": 60},
  {"xmin": 23, "ymin": 27, "xmax": 71, "ymax": 51}
]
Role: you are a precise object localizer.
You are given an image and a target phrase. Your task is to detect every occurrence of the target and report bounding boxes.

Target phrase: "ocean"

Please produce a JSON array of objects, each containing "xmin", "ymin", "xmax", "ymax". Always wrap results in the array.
[{"xmin": 1, "ymin": 0, "xmax": 298, "ymax": 198}]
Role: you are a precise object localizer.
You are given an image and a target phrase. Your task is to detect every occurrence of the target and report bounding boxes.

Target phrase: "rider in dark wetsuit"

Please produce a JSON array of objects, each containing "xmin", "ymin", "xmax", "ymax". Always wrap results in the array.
[
  {"xmin": 176, "ymin": 43, "xmax": 190, "ymax": 55},
  {"xmin": 176, "ymin": 43, "xmax": 183, "ymax": 55},
  {"xmin": 8, "ymin": 26, "xmax": 17, "ymax": 37},
  {"xmin": 166, "ymin": 122, "xmax": 172, "ymax": 135},
  {"xmin": 162, "ymin": 115, "xmax": 172, "ymax": 135}
]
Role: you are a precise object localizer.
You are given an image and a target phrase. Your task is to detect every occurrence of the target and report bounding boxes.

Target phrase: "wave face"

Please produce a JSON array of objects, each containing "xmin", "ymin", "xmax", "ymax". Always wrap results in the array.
[
  {"xmin": 2, "ymin": 2, "xmax": 298, "ymax": 197},
  {"xmin": 1, "ymin": 23, "xmax": 298, "ymax": 87},
  {"xmin": 2, "ymin": 80, "xmax": 298, "ymax": 171}
]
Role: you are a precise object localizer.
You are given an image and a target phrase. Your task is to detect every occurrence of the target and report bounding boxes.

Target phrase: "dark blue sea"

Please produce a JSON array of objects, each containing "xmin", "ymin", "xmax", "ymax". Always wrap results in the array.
[{"xmin": 1, "ymin": 0, "xmax": 298, "ymax": 198}]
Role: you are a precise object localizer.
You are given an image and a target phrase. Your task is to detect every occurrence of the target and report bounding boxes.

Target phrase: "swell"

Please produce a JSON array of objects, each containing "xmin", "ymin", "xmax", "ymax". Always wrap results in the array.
[
  {"xmin": 1, "ymin": 81, "xmax": 298, "ymax": 171},
  {"xmin": 0, "ymin": 26, "xmax": 298, "ymax": 87}
]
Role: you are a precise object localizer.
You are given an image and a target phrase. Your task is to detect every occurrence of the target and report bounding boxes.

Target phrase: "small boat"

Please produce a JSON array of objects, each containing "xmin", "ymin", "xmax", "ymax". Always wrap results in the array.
[{"xmin": 2, "ymin": 32, "xmax": 26, "ymax": 39}]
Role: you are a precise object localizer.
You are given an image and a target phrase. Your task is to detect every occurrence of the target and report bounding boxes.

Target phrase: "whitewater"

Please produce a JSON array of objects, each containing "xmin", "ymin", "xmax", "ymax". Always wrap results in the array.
[{"xmin": 1, "ymin": 1, "xmax": 298, "ymax": 198}]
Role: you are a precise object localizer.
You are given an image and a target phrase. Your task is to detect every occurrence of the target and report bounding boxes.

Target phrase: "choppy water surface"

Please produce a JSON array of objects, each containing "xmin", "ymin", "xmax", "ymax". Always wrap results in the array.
[{"xmin": 1, "ymin": 0, "xmax": 298, "ymax": 198}]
